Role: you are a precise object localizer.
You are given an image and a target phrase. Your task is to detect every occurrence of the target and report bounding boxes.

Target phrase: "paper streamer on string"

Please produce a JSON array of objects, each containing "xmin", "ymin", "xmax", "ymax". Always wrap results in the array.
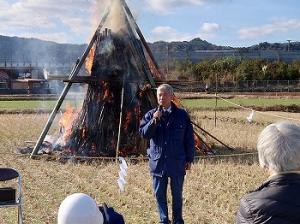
[
  {"xmin": 246, "ymin": 110, "xmax": 255, "ymax": 123},
  {"xmin": 117, "ymin": 157, "xmax": 128, "ymax": 192},
  {"xmin": 217, "ymin": 95, "xmax": 300, "ymax": 123}
]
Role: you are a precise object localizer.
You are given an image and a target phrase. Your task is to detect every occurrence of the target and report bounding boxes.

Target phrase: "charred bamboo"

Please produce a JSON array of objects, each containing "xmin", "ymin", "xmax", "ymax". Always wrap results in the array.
[{"xmin": 121, "ymin": 0, "xmax": 161, "ymax": 79}]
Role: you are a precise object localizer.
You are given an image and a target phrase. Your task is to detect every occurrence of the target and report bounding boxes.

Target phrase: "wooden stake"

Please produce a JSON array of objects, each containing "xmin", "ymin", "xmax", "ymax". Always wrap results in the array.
[
  {"xmin": 116, "ymin": 77, "xmax": 125, "ymax": 161},
  {"xmin": 191, "ymin": 121, "xmax": 234, "ymax": 151},
  {"xmin": 214, "ymin": 73, "xmax": 218, "ymax": 127}
]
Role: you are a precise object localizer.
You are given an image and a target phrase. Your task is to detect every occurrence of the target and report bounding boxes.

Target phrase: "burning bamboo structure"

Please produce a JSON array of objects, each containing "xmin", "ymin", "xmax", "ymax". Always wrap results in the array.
[
  {"xmin": 61, "ymin": 30, "xmax": 156, "ymax": 157},
  {"xmin": 31, "ymin": 0, "xmax": 158, "ymax": 158}
]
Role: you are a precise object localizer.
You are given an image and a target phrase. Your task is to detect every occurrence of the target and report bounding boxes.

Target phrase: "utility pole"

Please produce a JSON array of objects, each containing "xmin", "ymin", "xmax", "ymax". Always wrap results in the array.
[
  {"xmin": 166, "ymin": 42, "xmax": 169, "ymax": 79},
  {"xmin": 287, "ymin": 39, "xmax": 292, "ymax": 52},
  {"xmin": 214, "ymin": 72, "xmax": 218, "ymax": 127}
]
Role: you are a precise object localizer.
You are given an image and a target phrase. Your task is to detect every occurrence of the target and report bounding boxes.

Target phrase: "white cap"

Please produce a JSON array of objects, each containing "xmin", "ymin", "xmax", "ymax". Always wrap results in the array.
[{"xmin": 57, "ymin": 193, "xmax": 104, "ymax": 224}]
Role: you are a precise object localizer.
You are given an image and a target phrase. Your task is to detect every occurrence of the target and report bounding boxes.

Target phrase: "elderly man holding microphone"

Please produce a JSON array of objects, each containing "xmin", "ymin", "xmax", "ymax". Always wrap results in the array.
[{"xmin": 139, "ymin": 84, "xmax": 195, "ymax": 224}]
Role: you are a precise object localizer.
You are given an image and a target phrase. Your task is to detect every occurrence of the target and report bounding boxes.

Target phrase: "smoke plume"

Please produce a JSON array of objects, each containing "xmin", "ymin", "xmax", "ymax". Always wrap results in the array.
[{"xmin": 90, "ymin": 0, "xmax": 127, "ymax": 35}]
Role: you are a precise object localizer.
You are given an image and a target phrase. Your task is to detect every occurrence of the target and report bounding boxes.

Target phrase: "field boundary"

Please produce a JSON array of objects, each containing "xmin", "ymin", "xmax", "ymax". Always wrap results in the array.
[{"xmin": 2, "ymin": 150, "xmax": 258, "ymax": 165}]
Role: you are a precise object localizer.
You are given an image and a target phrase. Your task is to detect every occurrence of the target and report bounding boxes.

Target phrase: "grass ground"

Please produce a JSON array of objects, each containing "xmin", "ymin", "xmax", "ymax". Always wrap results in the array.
[
  {"xmin": 0, "ymin": 100, "xmax": 81, "ymax": 111},
  {"xmin": 1, "ymin": 106, "xmax": 299, "ymax": 223},
  {"xmin": 0, "ymin": 97, "xmax": 299, "ymax": 111},
  {"xmin": 182, "ymin": 98, "xmax": 300, "ymax": 109},
  {"xmin": 0, "ymin": 100, "xmax": 56, "ymax": 110}
]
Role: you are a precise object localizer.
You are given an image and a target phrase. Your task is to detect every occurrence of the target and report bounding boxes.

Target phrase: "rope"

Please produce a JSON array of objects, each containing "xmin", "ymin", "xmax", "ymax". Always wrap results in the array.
[
  {"xmin": 194, "ymin": 152, "xmax": 258, "ymax": 159},
  {"xmin": 217, "ymin": 95, "xmax": 300, "ymax": 122},
  {"xmin": 0, "ymin": 151, "xmax": 258, "ymax": 161},
  {"xmin": 0, "ymin": 151, "xmax": 146, "ymax": 161}
]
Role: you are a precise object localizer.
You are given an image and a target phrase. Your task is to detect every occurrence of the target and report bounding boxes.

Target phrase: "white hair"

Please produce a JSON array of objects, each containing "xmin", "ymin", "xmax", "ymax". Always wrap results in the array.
[
  {"xmin": 157, "ymin": 84, "xmax": 173, "ymax": 95},
  {"xmin": 257, "ymin": 121, "xmax": 300, "ymax": 173}
]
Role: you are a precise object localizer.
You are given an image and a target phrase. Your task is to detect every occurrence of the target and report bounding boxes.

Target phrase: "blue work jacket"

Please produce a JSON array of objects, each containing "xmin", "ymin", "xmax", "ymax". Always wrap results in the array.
[{"xmin": 139, "ymin": 103, "xmax": 195, "ymax": 177}]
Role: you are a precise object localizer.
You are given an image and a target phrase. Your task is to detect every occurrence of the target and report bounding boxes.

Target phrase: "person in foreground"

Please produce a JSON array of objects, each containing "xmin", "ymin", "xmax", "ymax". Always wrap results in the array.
[
  {"xmin": 139, "ymin": 84, "xmax": 195, "ymax": 224},
  {"xmin": 57, "ymin": 193, "xmax": 125, "ymax": 224},
  {"xmin": 236, "ymin": 121, "xmax": 300, "ymax": 224}
]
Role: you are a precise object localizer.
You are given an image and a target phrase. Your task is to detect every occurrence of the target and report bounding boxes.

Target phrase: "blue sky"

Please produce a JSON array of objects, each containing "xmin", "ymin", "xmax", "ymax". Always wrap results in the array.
[{"xmin": 1, "ymin": 0, "xmax": 300, "ymax": 47}]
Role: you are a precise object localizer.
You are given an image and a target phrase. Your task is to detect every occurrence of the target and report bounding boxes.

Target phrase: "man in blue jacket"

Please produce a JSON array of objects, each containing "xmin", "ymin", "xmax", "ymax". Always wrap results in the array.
[{"xmin": 139, "ymin": 84, "xmax": 195, "ymax": 224}]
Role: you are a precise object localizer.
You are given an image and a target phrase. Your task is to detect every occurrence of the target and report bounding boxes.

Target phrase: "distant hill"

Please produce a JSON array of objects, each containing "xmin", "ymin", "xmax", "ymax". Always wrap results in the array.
[
  {"xmin": 0, "ymin": 35, "xmax": 232, "ymax": 65},
  {"xmin": 249, "ymin": 41, "xmax": 300, "ymax": 51},
  {"xmin": 0, "ymin": 35, "xmax": 86, "ymax": 65},
  {"xmin": 149, "ymin": 38, "xmax": 232, "ymax": 53},
  {"xmin": 149, "ymin": 38, "xmax": 233, "ymax": 62},
  {"xmin": 0, "ymin": 35, "xmax": 299, "ymax": 67}
]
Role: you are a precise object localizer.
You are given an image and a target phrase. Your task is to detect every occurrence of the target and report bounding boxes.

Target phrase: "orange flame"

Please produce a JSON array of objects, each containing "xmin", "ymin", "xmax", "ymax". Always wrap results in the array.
[
  {"xmin": 124, "ymin": 111, "xmax": 133, "ymax": 133},
  {"xmin": 81, "ymin": 127, "xmax": 87, "ymax": 139},
  {"xmin": 194, "ymin": 133, "xmax": 202, "ymax": 151},
  {"xmin": 134, "ymin": 104, "xmax": 141, "ymax": 129},
  {"xmin": 59, "ymin": 104, "xmax": 79, "ymax": 143},
  {"xmin": 85, "ymin": 45, "xmax": 96, "ymax": 74},
  {"xmin": 147, "ymin": 58, "xmax": 163, "ymax": 79},
  {"xmin": 102, "ymin": 81, "xmax": 113, "ymax": 102},
  {"xmin": 172, "ymin": 95, "xmax": 181, "ymax": 108}
]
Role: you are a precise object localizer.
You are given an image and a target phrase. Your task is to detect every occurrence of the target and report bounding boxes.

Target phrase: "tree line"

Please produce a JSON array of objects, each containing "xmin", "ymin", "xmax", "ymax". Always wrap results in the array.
[{"xmin": 171, "ymin": 57, "xmax": 300, "ymax": 84}]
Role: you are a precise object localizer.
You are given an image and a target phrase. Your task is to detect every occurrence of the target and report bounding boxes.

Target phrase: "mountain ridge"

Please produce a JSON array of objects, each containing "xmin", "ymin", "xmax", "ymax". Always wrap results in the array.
[{"xmin": 0, "ymin": 35, "xmax": 299, "ymax": 66}]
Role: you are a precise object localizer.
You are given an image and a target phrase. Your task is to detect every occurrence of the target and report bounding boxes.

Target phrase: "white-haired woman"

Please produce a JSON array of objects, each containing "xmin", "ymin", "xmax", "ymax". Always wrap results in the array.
[{"xmin": 236, "ymin": 121, "xmax": 300, "ymax": 224}]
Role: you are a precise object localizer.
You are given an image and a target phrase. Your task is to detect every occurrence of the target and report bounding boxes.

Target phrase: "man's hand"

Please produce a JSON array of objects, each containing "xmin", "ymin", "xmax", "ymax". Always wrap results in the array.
[
  {"xmin": 185, "ymin": 162, "xmax": 192, "ymax": 171},
  {"xmin": 153, "ymin": 110, "xmax": 162, "ymax": 124}
]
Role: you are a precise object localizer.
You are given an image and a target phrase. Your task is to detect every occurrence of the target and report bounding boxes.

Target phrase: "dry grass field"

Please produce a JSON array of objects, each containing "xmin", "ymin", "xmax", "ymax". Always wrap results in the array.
[{"xmin": 0, "ymin": 109, "xmax": 299, "ymax": 223}]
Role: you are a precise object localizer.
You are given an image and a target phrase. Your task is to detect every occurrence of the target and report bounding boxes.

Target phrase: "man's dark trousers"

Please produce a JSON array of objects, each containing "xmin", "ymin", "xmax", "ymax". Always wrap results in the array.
[{"xmin": 153, "ymin": 174, "xmax": 185, "ymax": 224}]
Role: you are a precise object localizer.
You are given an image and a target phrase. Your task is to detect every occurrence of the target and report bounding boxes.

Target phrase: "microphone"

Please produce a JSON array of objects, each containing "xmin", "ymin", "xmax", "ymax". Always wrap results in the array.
[
  {"xmin": 154, "ymin": 105, "xmax": 163, "ymax": 124},
  {"xmin": 158, "ymin": 105, "xmax": 163, "ymax": 112}
]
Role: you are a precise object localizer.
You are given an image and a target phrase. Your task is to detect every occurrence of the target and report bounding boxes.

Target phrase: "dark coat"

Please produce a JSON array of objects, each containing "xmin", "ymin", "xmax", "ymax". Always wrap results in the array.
[
  {"xmin": 139, "ymin": 103, "xmax": 195, "ymax": 177},
  {"xmin": 236, "ymin": 173, "xmax": 300, "ymax": 224},
  {"xmin": 99, "ymin": 203, "xmax": 125, "ymax": 224}
]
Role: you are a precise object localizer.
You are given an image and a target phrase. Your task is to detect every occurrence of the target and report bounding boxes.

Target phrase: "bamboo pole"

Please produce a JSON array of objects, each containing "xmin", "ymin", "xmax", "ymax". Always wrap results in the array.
[
  {"xmin": 121, "ymin": 0, "xmax": 160, "ymax": 85},
  {"xmin": 191, "ymin": 121, "xmax": 234, "ymax": 151},
  {"xmin": 30, "ymin": 9, "xmax": 110, "ymax": 158},
  {"xmin": 124, "ymin": 20, "xmax": 153, "ymax": 86},
  {"xmin": 121, "ymin": 8, "xmax": 157, "ymax": 108},
  {"xmin": 193, "ymin": 130, "xmax": 213, "ymax": 154},
  {"xmin": 116, "ymin": 77, "xmax": 125, "ymax": 161}
]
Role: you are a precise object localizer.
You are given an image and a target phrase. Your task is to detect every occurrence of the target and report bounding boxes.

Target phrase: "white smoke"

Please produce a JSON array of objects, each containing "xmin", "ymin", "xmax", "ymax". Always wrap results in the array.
[
  {"xmin": 105, "ymin": 0, "xmax": 127, "ymax": 33},
  {"xmin": 43, "ymin": 68, "xmax": 49, "ymax": 79},
  {"xmin": 99, "ymin": 36, "xmax": 115, "ymax": 55},
  {"xmin": 90, "ymin": 0, "xmax": 127, "ymax": 36}
]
